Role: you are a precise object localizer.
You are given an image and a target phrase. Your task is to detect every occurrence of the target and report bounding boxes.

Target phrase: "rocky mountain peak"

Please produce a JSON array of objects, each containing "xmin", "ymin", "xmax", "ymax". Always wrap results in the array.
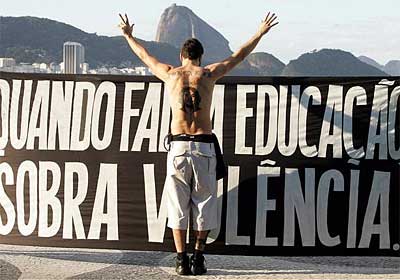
[{"xmin": 155, "ymin": 4, "xmax": 232, "ymax": 62}]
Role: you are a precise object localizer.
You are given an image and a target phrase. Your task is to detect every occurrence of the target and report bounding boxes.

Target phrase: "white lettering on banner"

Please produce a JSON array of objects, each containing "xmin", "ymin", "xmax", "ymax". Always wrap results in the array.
[
  {"xmin": 347, "ymin": 169, "xmax": 360, "ymax": 248},
  {"xmin": 343, "ymin": 86, "xmax": 367, "ymax": 158},
  {"xmin": 48, "ymin": 81, "xmax": 74, "ymax": 150},
  {"xmin": 358, "ymin": 171, "xmax": 390, "ymax": 249},
  {"xmin": 388, "ymin": 86, "xmax": 400, "ymax": 159},
  {"xmin": 366, "ymin": 85, "xmax": 389, "ymax": 160},
  {"xmin": 70, "ymin": 82, "xmax": 95, "ymax": 151},
  {"xmin": 120, "ymin": 82, "xmax": 143, "ymax": 151},
  {"xmin": 299, "ymin": 86, "xmax": 321, "ymax": 157},
  {"xmin": 255, "ymin": 85, "xmax": 278, "ymax": 156},
  {"xmin": 143, "ymin": 164, "xmax": 168, "ymax": 243},
  {"xmin": 0, "ymin": 161, "xmax": 119, "ymax": 239},
  {"xmin": 10, "ymin": 80, "xmax": 32, "ymax": 150},
  {"xmin": 3, "ymin": 80, "xmax": 117, "ymax": 151},
  {"xmin": 0, "ymin": 80, "xmax": 10, "ymax": 150},
  {"xmin": 283, "ymin": 168, "xmax": 316, "ymax": 246},
  {"xmin": 88, "ymin": 163, "xmax": 119, "ymax": 240},
  {"xmin": 63, "ymin": 162, "xmax": 88, "ymax": 239},
  {"xmin": 235, "ymin": 85, "xmax": 254, "ymax": 155},
  {"xmin": 91, "ymin": 82, "xmax": 116, "ymax": 151},
  {"xmin": 317, "ymin": 169, "xmax": 344, "ymax": 247},
  {"xmin": 210, "ymin": 85, "xmax": 225, "ymax": 152},
  {"xmin": 0, "ymin": 158, "xmax": 392, "ymax": 248},
  {"xmin": 221, "ymin": 166, "xmax": 390, "ymax": 248},
  {"xmin": 225, "ymin": 166, "xmax": 250, "ymax": 245},
  {"xmin": 38, "ymin": 161, "xmax": 62, "ymax": 237},
  {"xmin": 132, "ymin": 83, "xmax": 162, "ymax": 152},
  {"xmin": 278, "ymin": 86, "xmax": 300, "ymax": 156},
  {"xmin": 0, "ymin": 163, "xmax": 15, "ymax": 235},
  {"xmin": 16, "ymin": 160, "xmax": 37, "ymax": 236},
  {"xmin": 158, "ymin": 86, "xmax": 171, "ymax": 152},
  {"xmin": 230, "ymin": 83, "xmax": 399, "ymax": 159},
  {"xmin": 255, "ymin": 166, "xmax": 280, "ymax": 246},
  {"xmin": 0, "ymin": 80, "xmax": 227, "ymax": 153},
  {"xmin": 26, "ymin": 80, "xmax": 50, "ymax": 150},
  {"xmin": 0, "ymin": 79, "xmax": 398, "ymax": 158},
  {"xmin": 0, "ymin": 77, "xmax": 397, "ymax": 251},
  {"xmin": 318, "ymin": 85, "xmax": 343, "ymax": 158}
]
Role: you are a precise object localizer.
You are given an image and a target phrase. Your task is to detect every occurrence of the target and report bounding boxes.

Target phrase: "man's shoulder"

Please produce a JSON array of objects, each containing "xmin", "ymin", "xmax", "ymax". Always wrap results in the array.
[{"xmin": 201, "ymin": 68, "xmax": 212, "ymax": 78}]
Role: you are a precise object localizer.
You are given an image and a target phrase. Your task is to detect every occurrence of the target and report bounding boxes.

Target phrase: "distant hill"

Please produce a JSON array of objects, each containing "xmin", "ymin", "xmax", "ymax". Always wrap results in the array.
[
  {"xmin": 246, "ymin": 52, "xmax": 285, "ymax": 76},
  {"xmin": 358, "ymin": 55, "xmax": 385, "ymax": 72},
  {"xmin": 282, "ymin": 49, "xmax": 388, "ymax": 76},
  {"xmin": 383, "ymin": 60, "xmax": 400, "ymax": 76},
  {"xmin": 0, "ymin": 13, "xmax": 394, "ymax": 76},
  {"xmin": 358, "ymin": 55, "xmax": 400, "ymax": 76},
  {"xmin": 0, "ymin": 16, "xmax": 181, "ymax": 67},
  {"xmin": 0, "ymin": 15, "xmax": 259, "ymax": 75}
]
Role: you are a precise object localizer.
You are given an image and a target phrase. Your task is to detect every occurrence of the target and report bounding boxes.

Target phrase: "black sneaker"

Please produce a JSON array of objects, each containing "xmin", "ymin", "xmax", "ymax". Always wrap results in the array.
[
  {"xmin": 190, "ymin": 254, "xmax": 207, "ymax": 275},
  {"xmin": 175, "ymin": 255, "xmax": 191, "ymax": 275}
]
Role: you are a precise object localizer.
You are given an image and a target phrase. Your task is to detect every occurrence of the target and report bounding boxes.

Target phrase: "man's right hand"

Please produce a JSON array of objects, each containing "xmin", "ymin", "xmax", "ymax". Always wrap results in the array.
[
  {"xmin": 118, "ymin": 13, "xmax": 134, "ymax": 38},
  {"xmin": 257, "ymin": 12, "xmax": 278, "ymax": 36}
]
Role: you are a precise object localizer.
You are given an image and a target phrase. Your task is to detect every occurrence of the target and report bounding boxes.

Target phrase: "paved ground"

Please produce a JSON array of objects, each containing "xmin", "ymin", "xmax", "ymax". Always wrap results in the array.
[{"xmin": 0, "ymin": 244, "xmax": 399, "ymax": 279}]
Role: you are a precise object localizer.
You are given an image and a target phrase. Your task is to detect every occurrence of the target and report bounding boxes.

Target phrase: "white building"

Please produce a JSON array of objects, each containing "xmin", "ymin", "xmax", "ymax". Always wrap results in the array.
[
  {"xmin": 50, "ymin": 62, "xmax": 61, "ymax": 73},
  {"xmin": 39, "ymin": 63, "xmax": 48, "ymax": 71},
  {"xmin": 14, "ymin": 63, "xmax": 34, "ymax": 73},
  {"xmin": 0, "ymin": 58, "xmax": 16, "ymax": 71},
  {"xmin": 133, "ymin": 66, "xmax": 151, "ymax": 75},
  {"xmin": 0, "ymin": 58, "xmax": 16, "ymax": 68},
  {"xmin": 63, "ymin": 42, "xmax": 85, "ymax": 74},
  {"xmin": 82, "ymin": 63, "xmax": 90, "ymax": 74}
]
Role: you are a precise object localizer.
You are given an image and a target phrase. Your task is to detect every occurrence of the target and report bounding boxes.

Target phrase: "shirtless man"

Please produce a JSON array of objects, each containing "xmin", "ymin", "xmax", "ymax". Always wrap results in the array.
[{"xmin": 118, "ymin": 12, "xmax": 278, "ymax": 275}]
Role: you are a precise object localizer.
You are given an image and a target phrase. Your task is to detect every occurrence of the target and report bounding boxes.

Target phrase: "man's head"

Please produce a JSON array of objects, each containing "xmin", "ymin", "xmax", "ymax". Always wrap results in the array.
[{"xmin": 180, "ymin": 38, "xmax": 204, "ymax": 66}]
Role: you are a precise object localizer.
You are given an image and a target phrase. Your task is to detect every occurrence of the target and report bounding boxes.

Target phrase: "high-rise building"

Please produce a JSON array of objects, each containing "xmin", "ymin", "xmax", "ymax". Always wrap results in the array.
[{"xmin": 63, "ymin": 42, "xmax": 85, "ymax": 74}]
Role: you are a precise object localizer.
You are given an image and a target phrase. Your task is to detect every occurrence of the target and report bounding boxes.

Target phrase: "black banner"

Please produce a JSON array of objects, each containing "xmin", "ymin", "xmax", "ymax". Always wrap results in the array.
[{"xmin": 0, "ymin": 72, "xmax": 399, "ymax": 256}]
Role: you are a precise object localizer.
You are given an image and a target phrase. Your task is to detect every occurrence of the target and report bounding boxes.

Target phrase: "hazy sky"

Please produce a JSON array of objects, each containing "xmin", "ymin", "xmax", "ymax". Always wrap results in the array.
[{"xmin": 2, "ymin": 0, "xmax": 399, "ymax": 64}]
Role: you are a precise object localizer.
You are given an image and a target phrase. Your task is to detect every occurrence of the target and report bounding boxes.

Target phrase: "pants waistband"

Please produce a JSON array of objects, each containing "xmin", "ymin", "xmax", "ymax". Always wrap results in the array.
[{"xmin": 170, "ymin": 134, "xmax": 214, "ymax": 143}]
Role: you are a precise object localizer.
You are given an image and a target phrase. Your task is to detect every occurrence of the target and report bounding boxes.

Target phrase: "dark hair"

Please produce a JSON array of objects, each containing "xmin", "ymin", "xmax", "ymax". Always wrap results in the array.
[{"xmin": 181, "ymin": 38, "xmax": 204, "ymax": 60}]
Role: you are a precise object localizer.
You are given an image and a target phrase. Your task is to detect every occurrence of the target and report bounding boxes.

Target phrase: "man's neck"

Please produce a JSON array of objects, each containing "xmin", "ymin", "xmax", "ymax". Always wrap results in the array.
[{"xmin": 181, "ymin": 59, "xmax": 200, "ymax": 67}]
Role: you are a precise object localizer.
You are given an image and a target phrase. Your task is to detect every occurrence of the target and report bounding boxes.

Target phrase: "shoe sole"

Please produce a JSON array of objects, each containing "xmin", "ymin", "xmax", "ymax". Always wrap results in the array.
[{"xmin": 191, "ymin": 268, "xmax": 207, "ymax": 275}]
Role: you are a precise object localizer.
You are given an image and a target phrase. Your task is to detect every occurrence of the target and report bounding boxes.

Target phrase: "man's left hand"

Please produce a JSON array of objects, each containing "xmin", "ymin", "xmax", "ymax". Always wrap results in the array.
[{"xmin": 118, "ymin": 13, "xmax": 134, "ymax": 37}]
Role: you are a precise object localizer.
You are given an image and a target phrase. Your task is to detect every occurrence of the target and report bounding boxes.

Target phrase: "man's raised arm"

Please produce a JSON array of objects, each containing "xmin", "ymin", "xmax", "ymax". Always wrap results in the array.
[
  {"xmin": 118, "ymin": 13, "xmax": 172, "ymax": 82},
  {"xmin": 205, "ymin": 12, "xmax": 278, "ymax": 80}
]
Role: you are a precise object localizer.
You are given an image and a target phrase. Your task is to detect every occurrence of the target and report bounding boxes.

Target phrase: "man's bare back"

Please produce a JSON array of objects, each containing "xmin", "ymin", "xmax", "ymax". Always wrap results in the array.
[{"xmin": 165, "ymin": 66, "xmax": 215, "ymax": 135}]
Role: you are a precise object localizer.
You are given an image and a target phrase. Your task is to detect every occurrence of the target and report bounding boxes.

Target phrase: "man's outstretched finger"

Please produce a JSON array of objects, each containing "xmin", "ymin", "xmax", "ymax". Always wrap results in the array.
[
  {"xmin": 267, "ymin": 13, "xmax": 276, "ymax": 24},
  {"xmin": 264, "ymin": 12, "xmax": 270, "ymax": 22},
  {"xmin": 119, "ymin": 14, "xmax": 126, "ymax": 23},
  {"xmin": 269, "ymin": 16, "xmax": 277, "ymax": 25},
  {"xmin": 271, "ymin": 22, "xmax": 279, "ymax": 27}
]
